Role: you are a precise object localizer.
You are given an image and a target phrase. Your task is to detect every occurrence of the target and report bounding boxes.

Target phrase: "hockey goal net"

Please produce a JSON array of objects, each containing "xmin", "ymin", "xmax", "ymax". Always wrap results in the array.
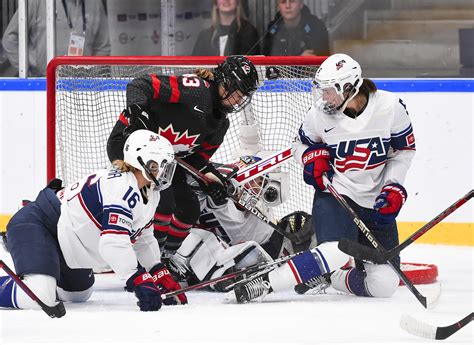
[{"xmin": 47, "ymin": 56, "xmax": 326, "ymax": 219}]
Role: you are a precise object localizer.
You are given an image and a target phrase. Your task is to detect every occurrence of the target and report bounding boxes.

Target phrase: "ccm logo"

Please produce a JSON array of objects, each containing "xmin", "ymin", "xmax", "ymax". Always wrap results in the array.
[{"xmin": 302, "ymin": 150, "xmax": 330, "ymax": 164}]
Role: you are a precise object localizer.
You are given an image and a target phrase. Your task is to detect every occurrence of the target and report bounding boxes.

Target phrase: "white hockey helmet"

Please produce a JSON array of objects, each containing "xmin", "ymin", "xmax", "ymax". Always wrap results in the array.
[
  {"xmin": 312, "ymin": 53, "xmax": 362, "ymax": 114},
  {"xmin": 123, "ymin": 129, "xmax": 176, "ymax": 191}
]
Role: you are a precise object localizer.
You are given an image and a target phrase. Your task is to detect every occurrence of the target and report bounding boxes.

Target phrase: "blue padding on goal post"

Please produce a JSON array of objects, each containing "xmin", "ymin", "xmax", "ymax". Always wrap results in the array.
[{"xmin": 0, "ymin": 78, "xmax": 472, "ymax": 92}]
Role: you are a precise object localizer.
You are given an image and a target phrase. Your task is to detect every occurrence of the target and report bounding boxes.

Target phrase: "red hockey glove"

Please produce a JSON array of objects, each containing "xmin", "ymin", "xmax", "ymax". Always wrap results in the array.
[
  {"xmin": 150, "ymin": 263, "xmax": 188, "ymax": 305},
  {"xmin": 302, "ymin": 143, "xmax": 333, "ymax": 191},
  {"xmin": 373, "ymin": 183, "xmax": 407, "ymax": 224},
  {"xmin": 125, "ymin": 268, "xmax": 163, "ymax": 312}
]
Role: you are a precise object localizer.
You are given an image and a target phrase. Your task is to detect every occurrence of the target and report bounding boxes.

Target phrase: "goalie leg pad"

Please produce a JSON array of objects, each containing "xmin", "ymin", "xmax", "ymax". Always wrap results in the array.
[
  {"xmin": 179, "ymin": 228, "xmax": 271, "ymax": 282},
  {"xmin": 269, "ymin": 241, "xmax": 349, "ymax": 292}
]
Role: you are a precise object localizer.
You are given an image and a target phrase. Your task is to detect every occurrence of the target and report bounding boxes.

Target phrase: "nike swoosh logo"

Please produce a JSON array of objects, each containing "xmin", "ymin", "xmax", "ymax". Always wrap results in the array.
[
  {"xmin": 193, "ymin": 105, "xmax": 204, "ymax": 113},
  {"xmin": 324, "ymin": 127, "xmax": 335, "ymax": 133}
]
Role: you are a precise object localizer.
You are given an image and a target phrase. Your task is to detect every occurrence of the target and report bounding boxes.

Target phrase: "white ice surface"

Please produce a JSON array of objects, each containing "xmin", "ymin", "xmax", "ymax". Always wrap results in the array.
[{"xmin": 0, "ymin": 244, "xmax": 472, "ymax": 345}]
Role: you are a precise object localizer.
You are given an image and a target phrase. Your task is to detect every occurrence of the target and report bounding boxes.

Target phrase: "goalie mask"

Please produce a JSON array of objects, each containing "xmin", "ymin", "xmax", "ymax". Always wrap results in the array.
[
  {"xmin": 123, "ymin": 130, "xmax": 176, "ymax": 191},
  {"xmin": 214, "ymin": 55, "xmax": 259, "ymax": 114},
  {"xmin": 232, "ymin": 155, "xmax": 289, "ymax": 208},
  {"xmin": 312, "ymin": 53, "xmax": 362, "ymax": 115}
]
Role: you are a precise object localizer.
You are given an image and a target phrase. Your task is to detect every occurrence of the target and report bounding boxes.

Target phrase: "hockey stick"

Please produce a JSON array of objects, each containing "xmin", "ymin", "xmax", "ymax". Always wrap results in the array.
[
  {"xmin": 175, "ymin": 156, "xmax": 304, "ymax": 244},
  {"xmin": 400, "ymin": 312, "xmax": 473, "ymax": 340},
  {"xmin": 322, "ymin": 175, "xmax": 435, "ymax": 309},
  {"xmin": 161, "ymin": 250, "xmax": 302, "ymax": 299},
  {"xmin": 0, "ymin": 260, "xmax": 66, "ymax": 318},
  {"xmin": 338, "ymin": 189, "xmax": 474, "ymax": 264}
]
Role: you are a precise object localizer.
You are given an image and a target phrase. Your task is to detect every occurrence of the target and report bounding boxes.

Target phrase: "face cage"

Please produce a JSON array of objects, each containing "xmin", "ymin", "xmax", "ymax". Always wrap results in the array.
[
  {"xmin": 219, "ymin": 76, "xmax": 257, "ymax": 114},
  {"xmin": 312, "ymin": 83, "xmax": 346, "ymax": 115},
  {"xmin": 239, "ymin": 174, "xmax": 282, "ymax": 207},
  {"xmin": 140, "ymin": 158, "xmax": 176, "ymax": 191}
]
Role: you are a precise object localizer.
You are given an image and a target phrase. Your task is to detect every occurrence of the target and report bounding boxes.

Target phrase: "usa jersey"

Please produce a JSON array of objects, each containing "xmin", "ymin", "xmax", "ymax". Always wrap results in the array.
[
  {"xmin": 294, "ymin": 90, "xmax": 416, "ymax": 208},
  {"xmin": 56, "ymin": 168, "xmax": 161, "ymax": 280}
]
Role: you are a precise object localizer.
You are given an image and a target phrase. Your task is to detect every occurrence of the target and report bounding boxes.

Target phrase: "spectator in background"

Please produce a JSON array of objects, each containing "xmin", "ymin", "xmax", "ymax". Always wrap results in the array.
[
  {"xmin": 2, "ymin": 0, "xmax": 110, "ymax": 77},
  {"xmin": 192, "ymin": 0, "xmax": 260, "ymax": 56},
  {"xmin": 263, "ymin": 0, "xmax": 329, "ymax": 56}
]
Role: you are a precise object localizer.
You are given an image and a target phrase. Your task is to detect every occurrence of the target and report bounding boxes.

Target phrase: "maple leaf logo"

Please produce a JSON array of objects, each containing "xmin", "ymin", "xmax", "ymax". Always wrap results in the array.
[{"xmin": 159, "ymin": 124, "xmax": 200, "ymax": 153}]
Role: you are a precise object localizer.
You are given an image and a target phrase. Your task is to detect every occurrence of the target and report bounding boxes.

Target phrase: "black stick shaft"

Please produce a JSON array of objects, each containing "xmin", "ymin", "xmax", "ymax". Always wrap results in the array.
[{"xmin": 0, "ymin": 260, "xmax": 65, "ymax": 318}]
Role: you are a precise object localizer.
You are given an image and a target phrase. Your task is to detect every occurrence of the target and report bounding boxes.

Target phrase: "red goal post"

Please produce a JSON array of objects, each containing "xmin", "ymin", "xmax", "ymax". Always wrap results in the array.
[{"xmin": 46, "ymin": 56, "xmax": 326, "ymax": 218}]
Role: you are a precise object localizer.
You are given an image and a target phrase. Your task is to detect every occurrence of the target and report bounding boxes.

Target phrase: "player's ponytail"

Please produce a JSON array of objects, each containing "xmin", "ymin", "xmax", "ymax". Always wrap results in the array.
[
  {"xmin": 195, "ymin": 68, "xmax": 215, "ymax": 80},
  {"xmin": 112, "ymin": 159, "xmax": 136, "ymax": 173}
]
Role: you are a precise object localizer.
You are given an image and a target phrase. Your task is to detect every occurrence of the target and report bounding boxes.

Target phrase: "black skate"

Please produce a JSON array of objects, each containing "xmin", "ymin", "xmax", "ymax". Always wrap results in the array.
[
  {"xmin": 294, "ymin": 272, "xmax": 332, "ymax": 295},
  {"xmin": 233, "ymin": 273, "xmax": 273, "ymax": 303}
]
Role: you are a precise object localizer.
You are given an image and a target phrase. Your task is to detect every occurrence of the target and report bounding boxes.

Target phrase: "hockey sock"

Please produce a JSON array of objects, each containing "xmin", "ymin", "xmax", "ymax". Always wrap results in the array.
[
  {"xmin": 163, "ymin": 215, "xmax": 192, "ymax": 254},
  {"xmin": 330, "ymin": 267, "xmax": 371, "ymax": 297},
  {"xmin": 0, "ymin": 276, "xmax": 19, "ymax": 308},
  {"xmin": 268, "ymin": 242, "xmax": 349, "ymax": 292},
  {"xmin": 0, "ymin": 274, "xmax": 58, "ymax": 309},
  {"xmin": 153, "ymin": 213, "xmax": 172, "ymax": 251}
]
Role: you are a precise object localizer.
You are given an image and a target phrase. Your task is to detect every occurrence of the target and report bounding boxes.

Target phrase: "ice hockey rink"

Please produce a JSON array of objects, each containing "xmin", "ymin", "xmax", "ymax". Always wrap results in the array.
[{"xmin": 0, "ymin": 243, "xmax": 472, "ymax": 345}]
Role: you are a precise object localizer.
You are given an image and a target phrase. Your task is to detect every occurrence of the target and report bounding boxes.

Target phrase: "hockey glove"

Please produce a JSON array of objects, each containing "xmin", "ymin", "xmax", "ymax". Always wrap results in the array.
[
  {"xmin": 122, "ymin": 104, "xmax": 151, "ymax": 137},
  {"xmin": 373, "ymin": 183, "xmax": 407, "ymax": 224},
  {"xmin": 125, "ymin": 268, "xmax": 163, "ymax": 312},
  {"xmin": 302, "ymin": 143, "xmax": 333, "ymax": 191},
  {"xmin": 199, "ymin": 164, "xmax": 231, "ymax": 207},
  {"xmin": 150, "ymin": 263, "xmax": 188, "ymax": 305}
]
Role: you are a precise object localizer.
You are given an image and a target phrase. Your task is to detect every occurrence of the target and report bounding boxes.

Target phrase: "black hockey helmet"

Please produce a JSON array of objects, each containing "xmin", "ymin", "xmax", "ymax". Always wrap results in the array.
[{"xmin": 214, "ymin": 55, "xmax": 259, "ymax": 113}]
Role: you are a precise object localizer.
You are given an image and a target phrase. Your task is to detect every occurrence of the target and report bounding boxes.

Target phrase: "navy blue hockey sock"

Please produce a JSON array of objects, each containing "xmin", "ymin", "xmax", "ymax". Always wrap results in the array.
[
  {"xmin": 0, "ymin": 276, "xmax": 19, "ymax": 308},
  {"xmin": 344, "ymin": 268, "xmax": 371, "ymax": 297},
  {"xmin": 289, "ymin": 248, "xmax": 330, "ymax": 283}
]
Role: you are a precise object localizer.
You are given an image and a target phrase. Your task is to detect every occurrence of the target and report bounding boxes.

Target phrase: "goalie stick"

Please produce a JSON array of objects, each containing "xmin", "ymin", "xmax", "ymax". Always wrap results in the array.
[
  {"xmin": 400, "ymin": 312, "xmax": 473, "ymax": 340},
  {"xmin": 175, "ymin": 156, "xmax": 306, "ymax": 244},
  {"xmin": 161, "ymin": 250, "xmax": 303, "ymax": 299},
  {"xmin": 322, "ymin": 175, "xmax": 438, "ymax": 309},
  {"xmin": 338, "ymin": 189, "xmax": 474, "ymax": 264},
  {"xmin": 0, "ymin": 260, "xmax": 66, "ymax": 318}
]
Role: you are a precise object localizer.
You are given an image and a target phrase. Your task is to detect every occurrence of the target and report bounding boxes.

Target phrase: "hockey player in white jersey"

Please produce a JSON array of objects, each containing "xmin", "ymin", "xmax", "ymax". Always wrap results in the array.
[
  {"xmin": 164, "ymin": 155, "xmax": 315, "ymax": 291},
  {"xmin": 231, "ymin": 53, "xmax": 416, "ymax": 303},
  {"xmin": 0, "ymin": 130, "xmax": 187, "ymax": 315}
]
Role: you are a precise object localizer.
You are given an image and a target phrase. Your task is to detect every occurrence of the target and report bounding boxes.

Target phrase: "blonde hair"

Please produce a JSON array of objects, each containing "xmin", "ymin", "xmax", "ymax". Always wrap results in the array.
[
  {"xmin": 212, "ymin": 0, "xmax": 247, "ymax": 32},
  {"xmin": 112, "ymin": 160, "xmax": 137, "ymax": 173},
  {"xmin": 194, "ymin": 68, "xmax": 215, "ymax": 80}
]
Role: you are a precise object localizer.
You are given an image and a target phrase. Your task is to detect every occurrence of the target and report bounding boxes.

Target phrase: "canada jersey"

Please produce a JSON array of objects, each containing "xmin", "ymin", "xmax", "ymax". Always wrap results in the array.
[
  {"xmin": 56, "ymin": 168, "xmax": 161, "ymax": 279},
  {"xmin": 108, "ymin": 73, "xmax": 229, "ymax": 172},
  {"xmin": 197, "ymin": 201, "xmax": 274, "ymax": 246},
  {"xmin": 294, "ymin": 90, "xmax": 416, "ymax": 208}
]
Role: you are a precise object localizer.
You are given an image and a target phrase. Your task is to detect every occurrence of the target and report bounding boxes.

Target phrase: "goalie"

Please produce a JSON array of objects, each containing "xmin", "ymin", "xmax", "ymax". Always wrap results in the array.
[{"xmin": 164, "ymin": 155, "xmax": 315, "ymax": 291}]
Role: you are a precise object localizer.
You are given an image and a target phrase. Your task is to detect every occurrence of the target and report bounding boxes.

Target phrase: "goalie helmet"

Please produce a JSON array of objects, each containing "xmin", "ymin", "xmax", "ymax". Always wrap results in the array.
[
  {"xmin": 123, "ymin": 129, "xmax": 176, "ymax": 191},
  {"xmin": 234, "ymin": 155, "xmax": 289, "ymax": 207},
  {"xmin": 312, "ymin": 53, "xmax": 362, "ymax": 115},
  {"xmin": 214, "ymin": 55, "xmax": 259, "ymax": 113}
]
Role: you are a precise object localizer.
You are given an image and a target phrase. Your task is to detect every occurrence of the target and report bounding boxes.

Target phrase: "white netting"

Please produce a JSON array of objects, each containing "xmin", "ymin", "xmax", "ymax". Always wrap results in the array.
[{"xmin": 53, "ymin": 61, "xmax": 322, "ymax": 218}]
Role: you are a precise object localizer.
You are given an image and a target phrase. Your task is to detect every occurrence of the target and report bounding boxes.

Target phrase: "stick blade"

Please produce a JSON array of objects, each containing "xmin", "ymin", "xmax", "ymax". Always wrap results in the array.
[
  {"xmin": 338, "ymin": 239, "xmax": 386, "ymax": 263},
  {"xmin": 400, "ymin": 314, "xmax": 437, "ymax": 340}
]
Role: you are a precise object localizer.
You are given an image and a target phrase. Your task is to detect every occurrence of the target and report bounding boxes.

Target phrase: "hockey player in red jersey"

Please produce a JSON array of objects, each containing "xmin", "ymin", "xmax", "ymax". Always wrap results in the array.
[
  {"xmin": 0, "ymin": 130, "xmax": 186, "ymax": 314},
  {"xmin": 231, "ymin": 53, "xmax": 416, "ymax": 303},
  {"xmin": 107, "ymin": 56, "xmax": 259, "ymax": 260}
]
